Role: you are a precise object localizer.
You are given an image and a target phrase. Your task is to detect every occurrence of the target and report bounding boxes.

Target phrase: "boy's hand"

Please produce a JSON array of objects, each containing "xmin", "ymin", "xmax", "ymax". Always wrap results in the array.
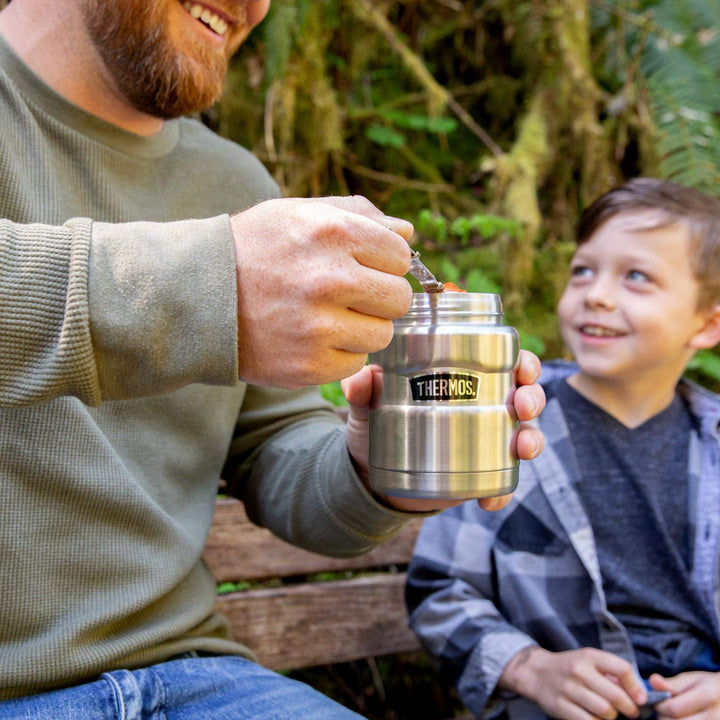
[
  {"xmin": 341, "ymin": 349, "xmax": 545, "ymax": 512},
  {"xmin": 499, "ymin": 646, "xmax": 647, "ymax": 720},
  {"xmin": 650, "ymin": 671, "xmax": 720, "ymax": 718}
]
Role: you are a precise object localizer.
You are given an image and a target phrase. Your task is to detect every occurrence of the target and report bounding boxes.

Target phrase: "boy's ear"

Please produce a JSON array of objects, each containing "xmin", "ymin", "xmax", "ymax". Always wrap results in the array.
[{"xmin": 690, "ymin": 304, "xmax": 720, "ymax": 350}]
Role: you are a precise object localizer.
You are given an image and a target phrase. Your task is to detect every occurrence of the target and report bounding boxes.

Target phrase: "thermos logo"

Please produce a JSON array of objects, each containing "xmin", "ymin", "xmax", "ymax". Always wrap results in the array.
[{"xmin": 410, "ymin": 372, "xmax": 479, "ymax": 402}]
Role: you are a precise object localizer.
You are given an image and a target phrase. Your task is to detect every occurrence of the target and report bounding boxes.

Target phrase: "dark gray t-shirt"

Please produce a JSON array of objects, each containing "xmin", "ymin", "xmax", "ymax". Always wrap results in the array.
[{"xmin": 552, "ymin": 379, "xmax": 718, "ymax": 676}]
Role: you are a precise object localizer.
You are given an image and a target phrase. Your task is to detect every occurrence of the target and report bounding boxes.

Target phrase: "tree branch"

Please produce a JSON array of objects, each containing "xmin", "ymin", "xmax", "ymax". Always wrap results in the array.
[{"xmin": 347, "ymin": 0, "xmax": 503, "ymax": 157}]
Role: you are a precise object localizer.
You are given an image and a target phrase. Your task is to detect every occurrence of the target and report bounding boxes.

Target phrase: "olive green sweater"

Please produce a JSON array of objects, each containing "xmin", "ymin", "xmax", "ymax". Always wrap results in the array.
[{"xmin": 0, "ymin": 34, "xmax": 409, "ymax": 700}]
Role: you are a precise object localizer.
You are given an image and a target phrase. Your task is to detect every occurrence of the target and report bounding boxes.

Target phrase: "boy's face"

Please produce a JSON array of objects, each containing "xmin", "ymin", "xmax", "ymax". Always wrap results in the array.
[{"xmin": 558, "ymin": 210, "xmax": 710, "ymax": 387}]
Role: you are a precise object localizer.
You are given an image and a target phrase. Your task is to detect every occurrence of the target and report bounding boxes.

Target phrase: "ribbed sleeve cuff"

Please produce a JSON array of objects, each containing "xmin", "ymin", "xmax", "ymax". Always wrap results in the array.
[{"xmin": 0, "ymin": 217, "xmax": 100, "ymax": 406}]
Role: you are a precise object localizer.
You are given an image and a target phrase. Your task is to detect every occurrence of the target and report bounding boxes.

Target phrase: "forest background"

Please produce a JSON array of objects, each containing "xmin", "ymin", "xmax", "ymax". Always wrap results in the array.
[
  {"xmin": 209, "ymin": 0, "xmax": 720, "ymax": 399},
  {"xmin": 212, "ymin": 2, "xmax": 720, "ymax": 716},
  {"xmin": 4, "ymin": 0, "xmax": 720, "ymax": 718}
]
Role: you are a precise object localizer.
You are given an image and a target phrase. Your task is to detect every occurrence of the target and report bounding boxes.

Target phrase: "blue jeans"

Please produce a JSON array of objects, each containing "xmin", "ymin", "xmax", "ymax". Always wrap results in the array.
[{"xmin": 0, "ymin": 655, "xmax": 366, "ymax": 720}]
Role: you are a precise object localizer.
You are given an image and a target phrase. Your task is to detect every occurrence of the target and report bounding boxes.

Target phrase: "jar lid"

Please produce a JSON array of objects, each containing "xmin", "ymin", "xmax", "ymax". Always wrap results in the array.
[{"xmin": 402, "ymin": 292, "xmax": 504, "ymax": 321}]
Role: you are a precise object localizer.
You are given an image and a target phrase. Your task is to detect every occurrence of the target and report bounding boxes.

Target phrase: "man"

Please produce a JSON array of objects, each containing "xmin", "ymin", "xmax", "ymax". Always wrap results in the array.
[{"xmin": 0, "ymin": 1, "xmax": 544, "ymax": 717}]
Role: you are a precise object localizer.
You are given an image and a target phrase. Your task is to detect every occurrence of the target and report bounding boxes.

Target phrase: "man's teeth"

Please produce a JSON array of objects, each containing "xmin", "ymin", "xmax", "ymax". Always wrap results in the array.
[
  {"xmin": 582, "ymin": 325, "xmax": 622, "ymax": 337},
  {"xmin": 182, "ymin": 2, "xmax": 229, "ymax": 35}
]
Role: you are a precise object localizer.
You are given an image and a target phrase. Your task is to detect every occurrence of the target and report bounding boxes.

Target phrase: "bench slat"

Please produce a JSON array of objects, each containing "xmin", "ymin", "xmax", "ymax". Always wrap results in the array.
[
  {"xmin": 216, "ymin": 572, "xmax": 421, "ymax": 670},
  {"xmin": 205, "ymin": 498, "xmax": 423, "ymax": 583}
]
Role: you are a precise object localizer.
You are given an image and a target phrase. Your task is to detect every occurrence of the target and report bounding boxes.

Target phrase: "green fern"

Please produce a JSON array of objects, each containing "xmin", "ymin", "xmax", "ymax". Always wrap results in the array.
[
  {"xmin": 642, "ymin": 20, "xmax": 720, "ymax": 191},
  {"xmin": 598, "ymin": 0, "xmax": 720, "ymax": 193},
  {"xmin": 593, "ymin": 0, "xmax": 720, "ymax": 194},
  {"xmin": 262, "ymin": 0, "xmax": 319, "ymax": 85},
  {"xmin": 262, "ymin": 0, "xmax": 298, "ymax": 85}
]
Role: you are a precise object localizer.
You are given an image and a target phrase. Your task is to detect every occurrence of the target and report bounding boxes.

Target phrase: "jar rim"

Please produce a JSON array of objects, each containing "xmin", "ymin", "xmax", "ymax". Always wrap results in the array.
[{"xmin": 403, "ymin": 292, "xmax": 503, "ymax": 319}]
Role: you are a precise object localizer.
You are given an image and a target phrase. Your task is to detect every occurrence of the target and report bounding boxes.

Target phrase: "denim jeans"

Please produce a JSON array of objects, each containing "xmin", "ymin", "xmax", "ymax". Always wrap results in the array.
[{"xmin": 0, "ymin": 655, "xmax": 365, "ymax": 720}]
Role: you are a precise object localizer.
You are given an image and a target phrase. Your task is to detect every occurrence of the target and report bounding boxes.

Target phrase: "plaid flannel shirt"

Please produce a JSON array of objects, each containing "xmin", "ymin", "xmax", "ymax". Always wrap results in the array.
[{"xmin": 406, "ymin": 361, "xmax": 720, "ymax": 719}]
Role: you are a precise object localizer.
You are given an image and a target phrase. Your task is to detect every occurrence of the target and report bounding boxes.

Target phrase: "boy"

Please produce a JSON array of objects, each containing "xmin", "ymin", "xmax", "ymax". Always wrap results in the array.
[{"xmin": 406, "ymin": 178, "xmax": 720, "ymax": 720}]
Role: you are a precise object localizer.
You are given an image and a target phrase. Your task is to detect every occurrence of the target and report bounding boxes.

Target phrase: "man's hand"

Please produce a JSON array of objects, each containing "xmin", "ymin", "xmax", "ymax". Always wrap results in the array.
[
  {"xmin": 230, "ymin": 196, "xmax": 413, "ymax": 388},
  {"xmin": 650, "ymin": 671, "xmax": 720, "ymax": 719},
  {"xmin": 499, "ymin": 646, "xmax": 647, "ymax": 720},
  {"xmin": 342, "ymin": 349, "xmax": 546, "ymax": 512}
]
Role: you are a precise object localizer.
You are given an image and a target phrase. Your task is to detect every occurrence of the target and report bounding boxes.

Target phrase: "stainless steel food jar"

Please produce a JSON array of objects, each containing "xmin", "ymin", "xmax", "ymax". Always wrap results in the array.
[{"xmin": 368, "ymin": 292, "xmax": 519, "ymax": 499}]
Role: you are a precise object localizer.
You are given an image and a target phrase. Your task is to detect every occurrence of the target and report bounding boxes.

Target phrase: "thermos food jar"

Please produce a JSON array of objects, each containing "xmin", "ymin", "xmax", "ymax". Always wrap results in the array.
[{"xmin": 367, "ymin": 292, "xmax": 519, "ymax": 500}]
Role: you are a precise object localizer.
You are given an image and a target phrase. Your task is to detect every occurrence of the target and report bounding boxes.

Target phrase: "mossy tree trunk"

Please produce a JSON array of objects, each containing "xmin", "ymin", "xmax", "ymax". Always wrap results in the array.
[{"xmin": 487, "ymin": 0, "xmax": 620, "ymax": 311}]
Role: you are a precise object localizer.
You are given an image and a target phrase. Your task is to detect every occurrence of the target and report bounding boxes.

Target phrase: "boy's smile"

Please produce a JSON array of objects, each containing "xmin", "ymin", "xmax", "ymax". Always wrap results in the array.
[
  {"xmin": 576, "ymin": 324, "xmax": 625, "ymax": 340},
  {"xmin": 558, "ymin": 210, "xmax": 711, "ymax": 399}
]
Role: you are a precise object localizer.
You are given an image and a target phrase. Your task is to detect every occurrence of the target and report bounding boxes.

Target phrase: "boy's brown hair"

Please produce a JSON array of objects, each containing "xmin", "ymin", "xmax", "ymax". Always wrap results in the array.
[{"xmin": 577, "ymin": 178, "xmax": 720, "ymax": 310}]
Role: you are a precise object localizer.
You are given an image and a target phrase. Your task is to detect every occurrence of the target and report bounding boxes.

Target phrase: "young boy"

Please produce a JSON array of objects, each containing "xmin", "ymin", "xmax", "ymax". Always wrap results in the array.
[{"xmin": 406, "ymin": 178, "xmax": 720, "ymax": 720}]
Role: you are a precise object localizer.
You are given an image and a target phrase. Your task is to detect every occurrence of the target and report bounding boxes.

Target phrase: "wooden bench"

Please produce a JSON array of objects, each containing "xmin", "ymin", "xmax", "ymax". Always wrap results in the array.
[{"xmin": 203, "ymin": 496, "xmax": 424, "ymax": 671}]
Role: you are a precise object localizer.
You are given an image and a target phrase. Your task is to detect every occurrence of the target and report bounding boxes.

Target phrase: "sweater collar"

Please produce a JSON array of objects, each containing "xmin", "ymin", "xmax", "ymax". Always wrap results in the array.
[{"xmin": 0, "ymin": 32, "xmax": 180, "ymax": 159}]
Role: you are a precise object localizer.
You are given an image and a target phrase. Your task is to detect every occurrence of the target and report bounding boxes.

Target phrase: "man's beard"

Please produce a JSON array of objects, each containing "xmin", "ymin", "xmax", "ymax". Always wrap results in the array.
[{"xmin": 80, "ymin": 0, "xmax": 231, "ymax": 119}]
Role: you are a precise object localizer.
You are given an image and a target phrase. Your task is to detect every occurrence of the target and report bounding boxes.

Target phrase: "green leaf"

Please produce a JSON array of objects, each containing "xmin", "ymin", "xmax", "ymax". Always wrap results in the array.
[
  {"xmin": 416, "ymin": 210, "xmax": 448, "ymax": 241},
  {"xmin": 448, "ymin": 214, "xmax": 522, "ymax": 244},
  {"xmin": 262, "ymin": 0, "xmax": 297, "ymax": 85},
  {"xmin": 217, "ymin": 581, "xmax": 251, "ymax": 594},
  {"xmin": 380, "ymin": 109, "xmax": 458, "ymax": 134},
  {"xmin": 450, "ymin": 217, "xmax": 473, "ymax": 246},
  {"xmin": 365, "ymin": 124, "xmax": 406, "ymax": 148},
  {"xmin": 687, "ymin": 349, "xmax": 720, "ymax": 382},
  {"xmin": 320, "ymin": 381, "xmax": 348, "ymax": 407},
  {"xmin": 464, "ymin": 268, "xmax": 500, "ymax": 294},
  {"xmin": 439, "ymin": 257, "xmax": 461, "ymax": 285},
  {"xmin": 520, "ymin": 333, "xmax": 546, "ymax": 358}
]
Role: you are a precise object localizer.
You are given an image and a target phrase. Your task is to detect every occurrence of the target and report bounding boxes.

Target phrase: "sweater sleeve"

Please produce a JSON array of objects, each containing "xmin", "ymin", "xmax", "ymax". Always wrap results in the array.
[
  {"xmin": 406, "ymin": 506, "xmax": 537, "ymax": 717},
  {"xmin": 223, "ymin": 383, "xmax": 421, "ymax": 557},
  {"xmin": 0, "ymin": 214, "xmax": 238, "ymax": 406}
]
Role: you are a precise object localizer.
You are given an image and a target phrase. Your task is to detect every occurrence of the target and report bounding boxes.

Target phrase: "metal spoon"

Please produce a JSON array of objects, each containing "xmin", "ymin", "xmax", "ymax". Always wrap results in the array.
[{"xmin": 409, "ymin": 250, "xmax": 444, "ymax": 293}]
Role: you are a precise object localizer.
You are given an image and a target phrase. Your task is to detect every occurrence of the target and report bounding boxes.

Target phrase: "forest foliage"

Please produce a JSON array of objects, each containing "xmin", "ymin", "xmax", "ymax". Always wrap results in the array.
[
  {"xmin": 2, "ymin": 0, "xmax": 718, "ymax": 384},
  {"xmin": 211, "ymin": 0, "xmax": 720, "ymax": 388}
]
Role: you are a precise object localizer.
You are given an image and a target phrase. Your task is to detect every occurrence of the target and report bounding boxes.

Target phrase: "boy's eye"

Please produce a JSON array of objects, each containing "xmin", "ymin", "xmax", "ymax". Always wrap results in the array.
[
  {"xmin": 570, "ymin": 265, "xmax": 593, "ymax": 278},
  {"xmin": 626, "ymin": 269, "xmax": 650, "ymax": 282}
]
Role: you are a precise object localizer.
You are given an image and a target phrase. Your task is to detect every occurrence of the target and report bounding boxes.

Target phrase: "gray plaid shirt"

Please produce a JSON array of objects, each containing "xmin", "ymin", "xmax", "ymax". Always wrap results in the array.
[{"xmin": 406, "ymin": 361, "xmax": 720, "ymax": 719}]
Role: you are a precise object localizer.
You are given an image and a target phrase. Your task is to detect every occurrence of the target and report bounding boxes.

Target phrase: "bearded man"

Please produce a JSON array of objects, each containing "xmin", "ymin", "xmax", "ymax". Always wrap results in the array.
[{"xmin": 0, "ymin": 1, "xmax": 545, "ymax": 717}]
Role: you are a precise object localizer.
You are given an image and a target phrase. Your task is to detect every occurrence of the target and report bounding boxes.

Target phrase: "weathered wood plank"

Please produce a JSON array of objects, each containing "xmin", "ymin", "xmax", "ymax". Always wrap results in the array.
[
  {"xmin": 204, "ymin": 497, "xmax": 423, "ymax": 583},
  {"xmin": 216, "ymin": 572, "xmax": 421, "ymax": 670}
]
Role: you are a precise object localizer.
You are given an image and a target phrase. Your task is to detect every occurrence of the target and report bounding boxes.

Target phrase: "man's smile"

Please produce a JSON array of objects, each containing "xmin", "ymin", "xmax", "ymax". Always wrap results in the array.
[{"xmin": 181, "ymin": 1, "xmax": 231, "ymax": 36}]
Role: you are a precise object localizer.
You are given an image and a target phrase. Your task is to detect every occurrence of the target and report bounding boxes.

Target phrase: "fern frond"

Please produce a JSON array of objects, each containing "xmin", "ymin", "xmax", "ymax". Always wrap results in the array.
[
  {"xmin": 262, "ymin": 0, "xmax": 298, "ymax": 85},
  {"xmin": 632, "ymin": 0, "xmax": 720, "ymax": 192},
  {"xmin": 639, "ymin": 0, "xmax": 720, "ymax": 35}
]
